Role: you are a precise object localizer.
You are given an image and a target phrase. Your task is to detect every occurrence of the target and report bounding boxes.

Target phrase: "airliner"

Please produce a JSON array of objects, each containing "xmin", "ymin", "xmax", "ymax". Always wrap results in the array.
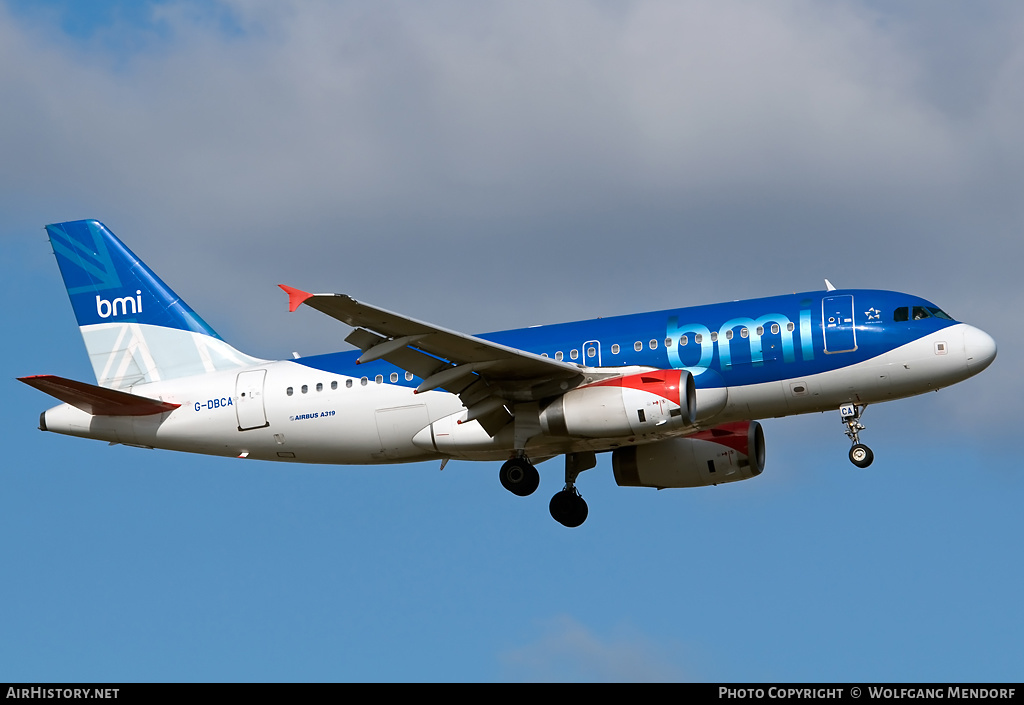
[{"xmin": 20, "ymin": 220, "xmax": 997, "ymax": 527}]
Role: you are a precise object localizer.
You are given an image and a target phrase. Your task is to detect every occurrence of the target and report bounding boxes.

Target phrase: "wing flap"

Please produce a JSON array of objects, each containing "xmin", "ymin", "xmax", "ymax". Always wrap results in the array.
[
  {"xmin": 19, "ymin": 375, "xmax": 180, "ymax": 416},
  {"xmin": 345, "ymin": 328, "xmax": 451, "ymax": 381}
]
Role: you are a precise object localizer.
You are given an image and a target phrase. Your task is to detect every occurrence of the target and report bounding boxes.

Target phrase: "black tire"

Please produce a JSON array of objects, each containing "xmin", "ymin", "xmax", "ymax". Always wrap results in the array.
[
  {"xmin": 849, "ymin": 443, "xmax": 874, "ymax": 468},
  {"xmin": 549, "ymin": 489, "xmax": 589, "ymax": 528},
  {"xmin": 499, "ymin": 458, "xmax": 540, "ymax": 497}
]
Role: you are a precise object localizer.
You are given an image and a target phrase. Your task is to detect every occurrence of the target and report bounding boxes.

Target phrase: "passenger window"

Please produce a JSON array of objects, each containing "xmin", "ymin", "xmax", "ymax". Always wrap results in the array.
[
  {"xmin": 331, "ymin": 381, "xmax": 338, "ymax": 390},
  {"xmin": 611, "ymin": 344, "xmax": 620, "ymax": 354},
  {"xmin": 555, "ymin": 351, "xmax": 563, "ymax": 361},
  {"xmin": 786, "ymin": 322, "xmax": 795, "ymax": 332},
  {"xmin": 301, "ymin": 385, "xmax": 308, "ymax": 394},
  {"xmin": 664, "ymin": 338, "xmax": 672, "ymax": 348},
  {"xmin": 346, "ymin": 379, "xmax": 353, "ymax": 388},
  {"xmin": 680, "ymin": 335, "xmax": 688, "ymax": 346},
  {"xmin": 286, "ymin": 387, "xmax": 293, "ymax": 396},
  {"xmin": 711, "ymin": 332, "xmax": 718, "ymax": 342},
  {"xmin": 649, "ymin": 339, "xmax": 657, "ymax": 350},
  {"xmin": 316, "ymin": 382, "xmax": 323, "ymax": 392},
  {"xmin": 771, "ymin": 324, "xmax": 780, "ymax": 335},
  {"xmin": 390, "ymin": 372, "xmax": 399, "ymax": 383},
  {"xmin": 894, "ymin": 307, "xmax": 909, "ymax": 322},
  {"xmin": 570, "ymin": 349, "xmax": 578, "ymax": 360},
  {"xmin": 634, "ymin": 341, "xmax": 642, "ymax": 352},
  {"xmin": 405, "ymin": 371, "xmax": 414, "ymax": 381},
  {"xmin": 360, "ymin": 377, "xmax": 368, "ymax": 386},
  {"xmin": 375, "ymin": 375, "xmax": 383, "ymax": 384},
  {"xmin": 740, "ymin": 327, "xmax": 749, "ymax": 338},
  {"xmin": 695, "ymin": 334, "xmax": 702, "ymax": 344},
  {"xmin": 725, "ymin": 330, "xmax": 733, "ymax": 341}
]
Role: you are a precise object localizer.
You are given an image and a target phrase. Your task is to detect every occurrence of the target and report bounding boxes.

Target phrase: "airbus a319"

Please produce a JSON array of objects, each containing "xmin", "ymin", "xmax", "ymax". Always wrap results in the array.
[{"xmin": 20, "ymin": 220, "xmax": 997, "ymax": 527}]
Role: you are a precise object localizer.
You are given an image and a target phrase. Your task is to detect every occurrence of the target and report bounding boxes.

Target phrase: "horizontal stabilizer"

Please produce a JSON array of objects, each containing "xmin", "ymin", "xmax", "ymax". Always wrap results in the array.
[{"xmin": 18, "ymin": 375, "xmax": 180, "ymax": 416}]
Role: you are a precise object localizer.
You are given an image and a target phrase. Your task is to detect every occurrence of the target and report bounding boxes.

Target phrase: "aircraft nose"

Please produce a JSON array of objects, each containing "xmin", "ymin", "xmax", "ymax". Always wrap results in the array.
[{"xmin": 962, "ymin": 325, "xmax": 997, "ymax": 373}]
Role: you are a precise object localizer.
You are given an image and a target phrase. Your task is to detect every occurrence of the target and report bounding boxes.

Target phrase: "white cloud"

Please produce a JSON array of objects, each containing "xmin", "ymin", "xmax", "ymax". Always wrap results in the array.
[
  {"xmin": 498, "ymin": 614, "xmax": 694, "ymax": 682},
  {"xmin": 1, "ymin": 0, "xmax": 1018, "ymax": 426},
  {"xmin": 4, "ymin": 0, "xmax": 1017, "ymax": 228}
]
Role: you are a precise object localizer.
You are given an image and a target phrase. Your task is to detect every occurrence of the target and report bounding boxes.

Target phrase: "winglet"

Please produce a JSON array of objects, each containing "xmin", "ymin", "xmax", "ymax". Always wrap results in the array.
[{"xmin": 279, "ymin": 285, "xmax": 314, "ymax": 312}]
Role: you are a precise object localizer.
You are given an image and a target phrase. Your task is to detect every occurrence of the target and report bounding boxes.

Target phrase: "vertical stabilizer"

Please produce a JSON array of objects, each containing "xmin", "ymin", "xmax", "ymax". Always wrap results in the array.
[{"xmin": 46, "ymin": 220, "xmax": 261, "ymax": 388}]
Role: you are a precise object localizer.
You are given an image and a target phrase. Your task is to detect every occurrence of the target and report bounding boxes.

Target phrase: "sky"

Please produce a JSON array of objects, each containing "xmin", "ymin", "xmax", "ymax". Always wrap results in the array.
[{"xmin": 1, "ymin": 0, "xmax": 1022, "ymax": 683}]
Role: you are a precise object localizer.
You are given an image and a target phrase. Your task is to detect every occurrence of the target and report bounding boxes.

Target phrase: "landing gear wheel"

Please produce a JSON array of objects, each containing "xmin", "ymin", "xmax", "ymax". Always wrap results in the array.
[
  {"xmin": 549, "ymin": 488, "xmax": 589, "ymax": 528},
  {"xmin": 840, "ymin": 404, "xmax": 874, "ymax": 468},
  {"xmin": 849, "ymin": 443, "xmax": 874, "ymax": 468},
  {"xmin": 499, "ymin": 457, "xmax": 540, "ymax": 497}
]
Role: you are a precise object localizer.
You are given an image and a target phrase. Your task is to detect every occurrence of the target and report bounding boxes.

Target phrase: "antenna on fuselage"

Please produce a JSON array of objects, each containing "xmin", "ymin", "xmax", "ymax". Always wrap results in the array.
[{"xmin": 824, "ymin": 279, "xmax": 837, "ymax": 291}]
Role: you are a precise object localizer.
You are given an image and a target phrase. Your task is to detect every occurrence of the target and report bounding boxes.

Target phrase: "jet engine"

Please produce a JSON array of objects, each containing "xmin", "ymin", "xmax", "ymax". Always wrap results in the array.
[
  {"xmin": 611, "ymin": 421, "xmax": 765, "ymax": 489},
  {"xmin": 539, "ymin": 369, "xmax": 696, "ymax": 438}
]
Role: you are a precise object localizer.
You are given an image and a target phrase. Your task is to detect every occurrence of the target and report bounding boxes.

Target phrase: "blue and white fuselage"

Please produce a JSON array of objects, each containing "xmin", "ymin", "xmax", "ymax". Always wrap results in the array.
[{"xmin": 23, "ymin": 220, "xmax": 996, "ymax": 527}]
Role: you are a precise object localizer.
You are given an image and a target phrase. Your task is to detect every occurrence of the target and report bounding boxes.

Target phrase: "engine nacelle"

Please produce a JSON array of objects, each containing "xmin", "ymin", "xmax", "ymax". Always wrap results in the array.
[
  {"xmin": 539, "ymin": 369, "xmax": 696, "ymax": 438},
  {"xmin": 611, "ymin": 421, "xmax": 765, "ymax": 488}
]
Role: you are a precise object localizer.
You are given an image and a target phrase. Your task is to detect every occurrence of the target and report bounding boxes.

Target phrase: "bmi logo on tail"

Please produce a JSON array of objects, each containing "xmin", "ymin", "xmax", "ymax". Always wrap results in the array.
[{"xmin": 95, "ymin": 291, "xmax": 143, "ymax": 319}]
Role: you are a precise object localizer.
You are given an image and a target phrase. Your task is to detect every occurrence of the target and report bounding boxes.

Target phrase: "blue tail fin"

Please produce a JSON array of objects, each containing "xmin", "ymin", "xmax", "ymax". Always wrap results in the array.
[
  {"xmin": 46, "ymin": 220, "xmax": 261, "ymax": 388},
  {"xmin": 47, "ymin": 220, "xmax": 219, "ymax": 334}
]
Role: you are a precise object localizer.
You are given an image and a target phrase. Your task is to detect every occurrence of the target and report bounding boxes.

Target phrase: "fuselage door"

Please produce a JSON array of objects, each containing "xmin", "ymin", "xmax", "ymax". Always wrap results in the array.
[
  {"xmin": 236, "ymin": 369, "xmax": 269, "ymax": 430},
  {"xmin": 822, "ymin": 295, "xmax": 857, "ymax": 354},
  {"xmin": 582, "ymin": 340, "xmax": 601, "ymax": 367}
]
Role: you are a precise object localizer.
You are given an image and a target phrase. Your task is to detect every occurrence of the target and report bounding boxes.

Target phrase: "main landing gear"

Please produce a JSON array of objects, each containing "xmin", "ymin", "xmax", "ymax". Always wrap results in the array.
[
  {"xmin": 549, "ymin": 487, "xmax": 588, "ymax": 529},
  {"xmin": 499, "ymin": 455, "xmax": 540, "ymax": 497},
  {"xmin": 499, "ymin": 451, "xmax": 596, "ymax": 528},
  {"xmin": 840, "ymin": 403, "xmax": 874, "ymax": 468},
  {"xmin": 549, "ymin": 452, "xmax": 595, "ymax": 528}
]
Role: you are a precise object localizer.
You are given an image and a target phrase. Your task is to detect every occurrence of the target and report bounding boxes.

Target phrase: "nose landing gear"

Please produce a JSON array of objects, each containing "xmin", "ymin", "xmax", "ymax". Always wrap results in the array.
[{"xmin": 840, "ymin": 403, "xmax": 874, "ymax": 468}]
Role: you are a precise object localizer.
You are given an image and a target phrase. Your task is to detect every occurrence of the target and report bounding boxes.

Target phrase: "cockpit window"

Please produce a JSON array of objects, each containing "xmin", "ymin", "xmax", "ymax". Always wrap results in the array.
[{"xmin": 895, "ymin": 305, "xmax": 953, "ymax": 322}]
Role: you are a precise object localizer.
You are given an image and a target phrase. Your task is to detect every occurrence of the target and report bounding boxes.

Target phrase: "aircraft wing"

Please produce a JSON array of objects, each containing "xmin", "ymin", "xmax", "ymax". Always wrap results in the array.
[
  {"xmin": 19, "ymin": 375, "xmax": 180, "ymax": 416},
  {"xmin": 280, "ymin": 286, "xmax": 586, "ymax": 434}
]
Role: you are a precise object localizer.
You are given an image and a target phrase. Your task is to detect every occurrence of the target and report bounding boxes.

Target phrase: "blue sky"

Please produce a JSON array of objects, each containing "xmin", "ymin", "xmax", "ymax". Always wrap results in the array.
[{"xmin": 2, "ymin": 0, "xmax": 1022, "ymax": 682}]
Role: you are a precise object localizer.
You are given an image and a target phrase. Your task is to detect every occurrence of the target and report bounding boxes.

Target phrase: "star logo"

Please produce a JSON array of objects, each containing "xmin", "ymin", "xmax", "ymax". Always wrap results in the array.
[{"xmin": 865, "ymin": 307, "xmax": 881, "ymax": 321}]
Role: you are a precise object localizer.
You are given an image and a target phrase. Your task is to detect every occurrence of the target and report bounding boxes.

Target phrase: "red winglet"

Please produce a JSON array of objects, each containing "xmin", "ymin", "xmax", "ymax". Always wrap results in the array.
[{"xmin": 279, "ymin": 284, "xmax": 314, "ymax": 313}]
